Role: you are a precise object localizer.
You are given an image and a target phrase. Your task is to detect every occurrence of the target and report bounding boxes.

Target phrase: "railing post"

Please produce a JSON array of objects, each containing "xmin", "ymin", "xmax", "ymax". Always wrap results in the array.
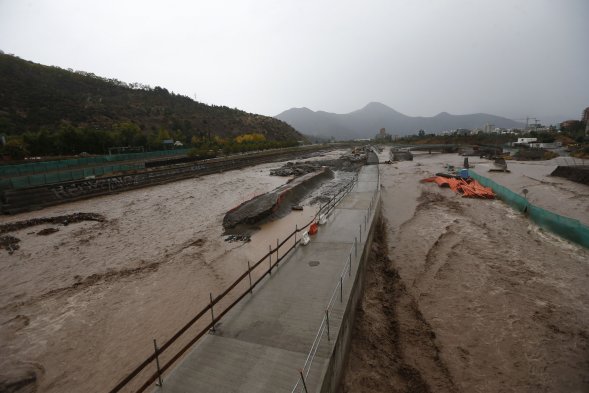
[
  {"xmin": 325, "ymin": 310, "xmax": 331, "ymax": 341},
  {"xmin": 153, "ymin": 339, "xmax": 163, "ymax": 387},
  {"xmin": 299, "ymin": 369, "xmax": 309, "ymax": 393},
  {"xmin": 209, "ymin": 293, "xmax": 216, "ymax": 332},
  {"xmin": 268, "ymin": 245, "xmax": 272, "ymax": 274},
  {"xmin": 276, "ymin": 238, "xmax": 279, "ymax": 262},
  {"xmin": 340, "ymin": 276, "xmax": 343, "ymax": 302},
  {"xmin": 295, "ymin": 225, "xmax": 297, "ymax": 244},
  {"xmin": 247, "ymin": 261, "xmax": 253, "ymax": 294},
  {"xmin": 349, "ymin": 253, "xmax": 352, "ymax": 277},
  {"xmin": 359, "ymin": 224, "xmax": 362, "ymax": 241}
]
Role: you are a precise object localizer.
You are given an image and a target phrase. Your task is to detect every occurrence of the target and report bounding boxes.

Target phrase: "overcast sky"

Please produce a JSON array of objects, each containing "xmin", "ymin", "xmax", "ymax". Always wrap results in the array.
[{"xmin": 1, "ymin": 0, "xmax": 587, "ymax": 123}]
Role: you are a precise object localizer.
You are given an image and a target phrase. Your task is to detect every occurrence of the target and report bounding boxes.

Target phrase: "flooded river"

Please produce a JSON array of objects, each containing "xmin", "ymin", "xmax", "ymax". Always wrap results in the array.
[{"xmin": 0, "ymin": 150, "xmax": 346, "ymax": 393}]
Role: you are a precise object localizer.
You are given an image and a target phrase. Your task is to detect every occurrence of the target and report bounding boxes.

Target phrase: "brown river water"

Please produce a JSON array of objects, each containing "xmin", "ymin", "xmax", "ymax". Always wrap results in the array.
[
  {"xmin": 2, "ymin": 149, "xmax": 588, "ymax": 393},
  {"xmin": 0, "ymin": 150, "xmax": 346, "ymax": 393},
  {"xmin": 341, "ymin": 152, "xmax": 589, "ymax": 393}
]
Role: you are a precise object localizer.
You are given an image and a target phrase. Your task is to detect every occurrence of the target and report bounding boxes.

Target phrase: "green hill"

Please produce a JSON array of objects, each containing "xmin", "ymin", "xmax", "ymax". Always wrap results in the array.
[{"xmin": 0, "ymin": 54, "xmax": 303, "ymax": 157}]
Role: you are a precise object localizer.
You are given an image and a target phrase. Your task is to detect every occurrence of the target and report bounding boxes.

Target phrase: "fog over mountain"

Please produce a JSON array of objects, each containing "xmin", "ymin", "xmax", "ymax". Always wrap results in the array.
[{"xmin": 276, "ymin": 102, "xmax": 524, "ymax": 140}]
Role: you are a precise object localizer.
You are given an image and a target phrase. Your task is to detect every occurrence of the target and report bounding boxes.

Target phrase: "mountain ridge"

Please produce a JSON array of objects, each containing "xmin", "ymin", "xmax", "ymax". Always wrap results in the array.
[
  {"xmin": 0, "ymin": 54, "xmax": 303, "ymax": 143},
  {"xmin": 275, "ymin": 103, "xmax": 523, "ymax": 140}
]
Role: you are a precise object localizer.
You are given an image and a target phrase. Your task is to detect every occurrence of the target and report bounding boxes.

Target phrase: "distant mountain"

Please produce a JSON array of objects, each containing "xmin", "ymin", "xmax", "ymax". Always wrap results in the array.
[
  {"xmin": 0, "ymin": 54, "xmax": 303, "ymax": 142},
  {"xmin": 276, "ymin": 102, "xmax": 524, "ymax": 140}
]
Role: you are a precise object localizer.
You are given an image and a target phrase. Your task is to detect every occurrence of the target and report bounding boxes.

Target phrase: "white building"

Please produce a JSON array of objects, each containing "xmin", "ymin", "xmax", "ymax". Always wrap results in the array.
[{"xmin": 516, "ymin": 137, "xmax": 537, "ymax": 145}]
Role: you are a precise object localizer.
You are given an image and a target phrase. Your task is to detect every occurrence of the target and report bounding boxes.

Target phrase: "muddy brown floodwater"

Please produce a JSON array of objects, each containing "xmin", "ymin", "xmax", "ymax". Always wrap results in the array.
[
  {"xmin": 341, "ymin": 152, "xmax": 589, "ymax": 393},
  {"xmin": 0, "ymin": 150, "xmax": 348, "ymax": 393}
]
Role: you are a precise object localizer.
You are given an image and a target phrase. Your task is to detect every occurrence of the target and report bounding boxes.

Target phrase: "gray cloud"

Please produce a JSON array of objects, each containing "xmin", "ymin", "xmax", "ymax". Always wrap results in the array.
[{"xmin": 1, "ymin": 0, "xmax": 587, "ymax": 124}]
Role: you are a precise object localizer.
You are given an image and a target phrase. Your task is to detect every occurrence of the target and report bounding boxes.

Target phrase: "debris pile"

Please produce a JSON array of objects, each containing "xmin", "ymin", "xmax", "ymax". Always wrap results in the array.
[
  {"xmin": 270, "ymin": 156, "xmax": 362, "ymax": 177},
  {"xmin": 224, "ymin": 234, "xmax": 251, "ymax": 242},
  {"xmin": 270, "ymin": 162, "xmax": 322, "ymax": 177},
  {"xmin": 0, "ymin": 235, "xmax": 20, "ymax": 254}
]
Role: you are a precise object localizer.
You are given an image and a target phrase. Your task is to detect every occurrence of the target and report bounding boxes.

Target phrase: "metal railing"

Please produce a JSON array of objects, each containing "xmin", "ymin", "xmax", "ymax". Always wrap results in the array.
[
  {"xmin": 108, "ymin": 174, "xmax": 360, "ymax": 393},
  {"xmin": 291, "ymin": 167, "xmax": 380, "ymax": 393}
]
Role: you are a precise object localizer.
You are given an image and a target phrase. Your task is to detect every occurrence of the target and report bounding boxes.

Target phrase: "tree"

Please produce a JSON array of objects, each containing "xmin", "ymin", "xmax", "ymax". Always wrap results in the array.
[
  {"xmin": 114, "ymin": 122, "xmax": 141, "ymax": 146},
  {"xmin": 1, "ymin": 137, "xmax": 28, "ymax": 160},
  {"xmin": 156, "ymin": 128, "xmax": 172, "ymax": 144}
]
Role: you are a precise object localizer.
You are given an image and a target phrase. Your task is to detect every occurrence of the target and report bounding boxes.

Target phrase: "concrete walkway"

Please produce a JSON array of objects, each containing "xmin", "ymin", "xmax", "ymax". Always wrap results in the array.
[{"xmin": 155, "ymin": 165, "xmax": 380, "ymax": 393}]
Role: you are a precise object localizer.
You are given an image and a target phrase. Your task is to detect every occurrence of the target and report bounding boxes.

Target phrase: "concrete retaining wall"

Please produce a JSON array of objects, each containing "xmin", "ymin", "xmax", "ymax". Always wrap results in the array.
[
  {"xmin": 319, "ymin": 194, "xmax": 381, "ymax": 393},
  {"xmin": 1, "ymin": 148, "xmax": 330, "ymax": 214}
]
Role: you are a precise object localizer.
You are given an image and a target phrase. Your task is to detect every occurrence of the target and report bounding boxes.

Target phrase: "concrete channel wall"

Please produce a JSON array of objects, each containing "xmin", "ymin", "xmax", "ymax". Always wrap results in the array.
[
  {"xmin": 319, "ymin": 194, "xmax": 380, "ymax": 393},
  {"xmin": 1, "ymin": 147, "xmax": 333, "ymax": 214}
]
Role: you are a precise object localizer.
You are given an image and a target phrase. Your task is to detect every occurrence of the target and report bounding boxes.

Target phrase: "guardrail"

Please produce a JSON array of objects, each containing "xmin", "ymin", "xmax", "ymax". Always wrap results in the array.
[
  {"xmin": 291, "ymin": 168, "xmax": 380, "ymax": 393},
  {"xmin": 108, "ymin": 174, "xmax": 360, "ymax": 393}
]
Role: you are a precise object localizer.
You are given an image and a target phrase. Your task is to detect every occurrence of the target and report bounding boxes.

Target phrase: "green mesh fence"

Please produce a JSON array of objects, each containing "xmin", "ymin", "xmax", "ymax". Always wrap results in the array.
[
  {"xmin": 471, "ymin": 171, "xmax": 589, "ymax": 249},
  {"xmin": 0, "ymin": 149, "xmax": 190, "ymax": 177},
  {"xmin": 3, "ymin": 163, "xmax": 145, "ymax": 189}
]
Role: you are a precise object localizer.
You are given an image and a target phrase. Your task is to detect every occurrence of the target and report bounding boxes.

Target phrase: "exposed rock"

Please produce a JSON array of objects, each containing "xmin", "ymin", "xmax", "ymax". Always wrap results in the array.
[{"xmin": 37, "ymin": 228, "xmax": 59, "ymax": 236}]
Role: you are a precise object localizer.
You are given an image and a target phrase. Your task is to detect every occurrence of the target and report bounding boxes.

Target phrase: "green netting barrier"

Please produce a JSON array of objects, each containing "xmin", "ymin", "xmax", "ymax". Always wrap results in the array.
[
  {"xmin": 0, "ymin": 149, "xmax": 190, "ymax": 177},
  {"xmin": 471, "ymin": 171, "xmax": 589, "ymax": 249},
  {"xmin": 4, "ymin": 163, "xmax": 145, "ymax": 189}
]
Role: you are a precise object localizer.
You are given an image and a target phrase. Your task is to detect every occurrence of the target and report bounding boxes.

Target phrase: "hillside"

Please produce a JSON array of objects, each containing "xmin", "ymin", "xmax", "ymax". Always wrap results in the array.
[
  {"xmin": 276, "ymin": 102, "xmax": 524, "ymax": 140},
  {"xmin": 0, "ymin": 54, "xmax": 303, "ymax": 152}
]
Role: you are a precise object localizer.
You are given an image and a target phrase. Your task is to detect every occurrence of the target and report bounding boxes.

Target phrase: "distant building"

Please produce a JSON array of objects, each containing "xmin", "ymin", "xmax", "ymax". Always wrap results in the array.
[
  {"xmin": 529, "ymin": 141, "xmax": 562, "ymax": 149},
  {"xmin": 374, "ymin": 128, "xmax": 392, "ymax": 141},
  {"xmin": 515, "ymin": 137, "xmax": 537, "ymax": 146},
  {"xmin": 582, "ymin": 107, "xmax": 589, "ymax": 124},
  {"xmin": 483, "ymin": 123, "xmax": 495, "ymax": 133},
  {"xmin": 560, "ymin": 120, "xmax": 581, "ymax": 131}
]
